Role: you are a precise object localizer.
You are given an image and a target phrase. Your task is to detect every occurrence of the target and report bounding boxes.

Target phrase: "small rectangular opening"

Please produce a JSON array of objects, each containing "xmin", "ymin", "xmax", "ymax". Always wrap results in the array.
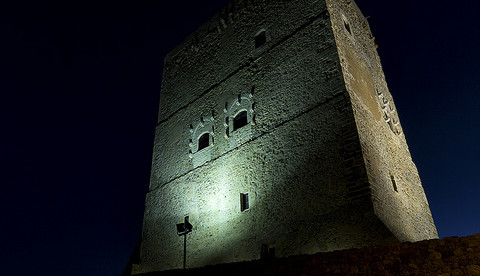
[
  {"xmin": 255, "ymin": 30, "xmax": 266, "ymax": 48},
  {"xmin": 269, "ymin": 247, "xmax": 276, "ymax": 258},
  {"xmin": 261, "ymin": 244, "xmax": 276, "ymax": 259},
  {"xmin": 240, "ymin": 193, "xmax": 249, "ymax": 212}
]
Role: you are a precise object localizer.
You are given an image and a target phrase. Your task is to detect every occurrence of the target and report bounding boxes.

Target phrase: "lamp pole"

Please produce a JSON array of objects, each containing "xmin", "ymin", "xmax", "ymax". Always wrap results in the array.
[
  {"xmin": 183, "ymin": 233, "xmax": 187, "ymax": 269},
  {"xmin": 176, "ymin": 216, "xmax": 193, "ymax": 269}
]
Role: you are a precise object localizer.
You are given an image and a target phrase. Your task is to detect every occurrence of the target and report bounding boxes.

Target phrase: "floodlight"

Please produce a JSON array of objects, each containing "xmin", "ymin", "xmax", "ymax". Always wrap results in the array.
[{"xmin": 176, "ymin": 216, "xmax": 193, "ymax": 236}]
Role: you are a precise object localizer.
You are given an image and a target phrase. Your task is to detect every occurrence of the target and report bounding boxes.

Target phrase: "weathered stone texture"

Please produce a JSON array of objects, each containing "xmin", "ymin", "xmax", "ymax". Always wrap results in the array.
[
  {"xmin": 325, "ymin": 0, "xmax": 438, "ymax": 241},
  {"xmin": 150, "ymin": 4, "xmax": 341, "ymax": 191},
  {"xmin": 138, "ymin": 0, "xmax": 438, "ymax": 273},
  {"xmin": 143, "ymin": 97, "xmax": 397, "ymax": 271},
  {"xmin": 157, "ymin": 0, "xmax": 327, "ymax": 123},
  {"xmin": 131, "ymin": 234, "xmax": 480, "ymax": 276}
]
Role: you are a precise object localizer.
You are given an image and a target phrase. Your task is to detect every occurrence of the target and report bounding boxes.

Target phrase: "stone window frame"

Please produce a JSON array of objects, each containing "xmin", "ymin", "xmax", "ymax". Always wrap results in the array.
[
  {"xmin": 223, "ymin": 93, "xmax": 255, "ymax": 138},
  {"xmin": 189, "ymin": 115, "xmax": 215, "ymax": 158}
]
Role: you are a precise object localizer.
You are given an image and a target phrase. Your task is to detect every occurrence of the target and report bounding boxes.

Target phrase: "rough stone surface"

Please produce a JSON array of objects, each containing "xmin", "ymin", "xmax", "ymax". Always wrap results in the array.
[
  {"xmin": 325, "ymin": 0, "xmax": 438, "ymax": 242},
  {"xmin": 128, "ymin": 234, "xmax": 480, "ymax": 276},
  {"xmin": 137, "ymin": 0, "xmax": 438, "ymax": 273}
]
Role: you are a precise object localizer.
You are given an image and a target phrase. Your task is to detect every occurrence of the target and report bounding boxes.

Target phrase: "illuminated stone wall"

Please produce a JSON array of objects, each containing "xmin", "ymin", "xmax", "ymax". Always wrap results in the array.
[
  {"xmin": 138, "ymin": 0, "xmax": 437, "ymax": 273},
  {"xmin": 325, "ymin": 0, "xmax": 438, "ymax": 242}
]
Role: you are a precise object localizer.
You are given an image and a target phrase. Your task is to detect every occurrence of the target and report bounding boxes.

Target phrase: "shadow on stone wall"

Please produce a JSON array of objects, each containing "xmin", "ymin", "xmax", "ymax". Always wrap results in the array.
[{"xmin": 130, "ymin": 233, "xmax": 480, "ymax": 275}]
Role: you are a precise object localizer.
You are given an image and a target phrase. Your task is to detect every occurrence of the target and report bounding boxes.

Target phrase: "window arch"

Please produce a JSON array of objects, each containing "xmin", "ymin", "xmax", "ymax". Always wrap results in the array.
[
  {"xmin": 223, "ymin": 92, "xmax": 255, "ymax": 138},
  {"xmin": 189, "ymin": 115, "xmax": 214, "ymax": 158}
]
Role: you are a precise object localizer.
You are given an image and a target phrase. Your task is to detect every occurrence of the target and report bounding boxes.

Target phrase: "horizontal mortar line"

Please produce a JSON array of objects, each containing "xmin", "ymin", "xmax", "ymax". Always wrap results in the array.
[
  {"xmin": 156, "ymin": 10, "xmax": 329, "ymax": 127},
  {"xmin": 151, "ymin": 91, "xmax": 346, "ymax": 193}
]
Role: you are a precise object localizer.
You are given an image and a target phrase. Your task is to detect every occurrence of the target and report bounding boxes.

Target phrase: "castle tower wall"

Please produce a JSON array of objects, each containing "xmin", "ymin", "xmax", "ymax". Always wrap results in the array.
[
  {"xmin": 138, "ymin": 0, "xmax": 437, "ymax": 273},
  {"xmin": 325, "ymin": 0, "xmax": 438, "ymax": 241}
]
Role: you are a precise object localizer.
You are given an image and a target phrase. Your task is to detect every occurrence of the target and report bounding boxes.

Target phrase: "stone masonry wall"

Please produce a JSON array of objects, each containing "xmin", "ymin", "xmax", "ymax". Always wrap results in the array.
[
  {"xmin": 141, "ymin": 95, "xmax": 396, "ymax": 272},
  {"xmin": 157, "ymin": 0, "xmax": 326, "ymax": 123},
  {"xmin": 131, "ymin": 234, "xmax": 480, "ymax": 275},
  {"xmin": 325, "ymin": 0, "xmax": 438, "ymax": 241},
  {"xmin": 139, "ymin": 0, "xmax": 437, "ymax": 273},
  {"xmin": 140, "ymin": 0, "xmax": 402, "ymax": 272},
  {"xmin": 150, "ymin": 9, "xmax": 343, "ymax": 190}
]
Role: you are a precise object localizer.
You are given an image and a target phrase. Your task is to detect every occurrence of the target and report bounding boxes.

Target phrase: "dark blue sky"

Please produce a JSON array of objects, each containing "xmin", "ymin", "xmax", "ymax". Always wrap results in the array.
[{"xmin": 1, "ymin": 1, "xmax": 478, "ymax": 275}]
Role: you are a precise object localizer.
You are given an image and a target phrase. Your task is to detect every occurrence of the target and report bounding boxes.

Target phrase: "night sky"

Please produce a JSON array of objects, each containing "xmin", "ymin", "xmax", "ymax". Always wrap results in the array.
[{"xmin": 1, "ymin": 1, "xmax": 479, "ymax": 275}]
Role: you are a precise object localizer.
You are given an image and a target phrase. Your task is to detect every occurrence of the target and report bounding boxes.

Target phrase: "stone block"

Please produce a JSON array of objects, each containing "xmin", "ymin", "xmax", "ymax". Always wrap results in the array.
[
  {"xmin": 453, "ymin": 268, "xmax": 464, "ymax": 276},
  {"xmin": 429, "ymin": 251, "xmax": 442, "ymax": 260},
  {"xmin": 454, "ymin": 248, "xmax": 464, "ymax": 256},
  {"xmin": 467, "ymin": 265, "xmax": 480, "ymax": 275}
]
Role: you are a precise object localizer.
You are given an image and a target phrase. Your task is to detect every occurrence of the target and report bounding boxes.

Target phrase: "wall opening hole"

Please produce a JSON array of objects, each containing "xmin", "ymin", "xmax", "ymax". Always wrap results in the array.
[
  {"xmin": 233, "ymin": 111, "xmax": 248, "ymax": 131},
  {"xmin": 240, "ymin": 193, "xmax": 249, "ymax": 212},
  {"xmin": 390, "ymin": 175, "xmax": 398, "ymax": 192},
  {"xmin": 198, "ymin": 133, "xmax": 210, "ymax": 151},
  {"xmin": 269, "ymin": 247, "xmax": 276, "ymax": 258},
  {"xmin": 261, "ymin": 244, "xmax": 276, "ymax": 259},
  {"xmin": 343, "ymin": 19, "xmax": 352, "ymax": 35},
  {"xmin": 255, "ymin": 30, "xmax": 266, "ymax": 48}
]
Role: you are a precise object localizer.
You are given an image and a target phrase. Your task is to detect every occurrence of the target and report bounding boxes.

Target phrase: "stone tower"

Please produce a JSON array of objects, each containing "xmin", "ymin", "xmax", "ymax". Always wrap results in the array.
[{"xmin": 137, "ymin": 0, "xmax": 438, "ymax": 273}]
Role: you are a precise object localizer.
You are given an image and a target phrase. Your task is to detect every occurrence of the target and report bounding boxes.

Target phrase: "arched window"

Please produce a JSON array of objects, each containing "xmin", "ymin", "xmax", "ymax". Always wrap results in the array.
[
  {"xmin": 224, "ymin": 92, "xmax": 254, "ymax": 138},
  {"xmin": 233, "ymin": 111, "xmax": 248, "ymax": 131},
  {"xmin": 198, "ymin": 133, "xmax": 210, "ymax": 151}
]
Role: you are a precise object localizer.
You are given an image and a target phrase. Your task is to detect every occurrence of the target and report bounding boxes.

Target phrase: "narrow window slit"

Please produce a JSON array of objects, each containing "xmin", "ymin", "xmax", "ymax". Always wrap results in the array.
[
  {"xmin": 344, "ymin": 19, "xmax": 352, "ymax": 35},
  {"xmin": 390, "ymin": 175, "xmax": 398, "ymax": 192}
]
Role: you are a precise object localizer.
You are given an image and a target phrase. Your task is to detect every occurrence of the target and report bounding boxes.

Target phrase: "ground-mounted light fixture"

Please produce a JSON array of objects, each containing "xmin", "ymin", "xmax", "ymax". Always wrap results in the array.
[{"xmin": 176, "ymin": 216, "xmax": 193, "ymax": 269}]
